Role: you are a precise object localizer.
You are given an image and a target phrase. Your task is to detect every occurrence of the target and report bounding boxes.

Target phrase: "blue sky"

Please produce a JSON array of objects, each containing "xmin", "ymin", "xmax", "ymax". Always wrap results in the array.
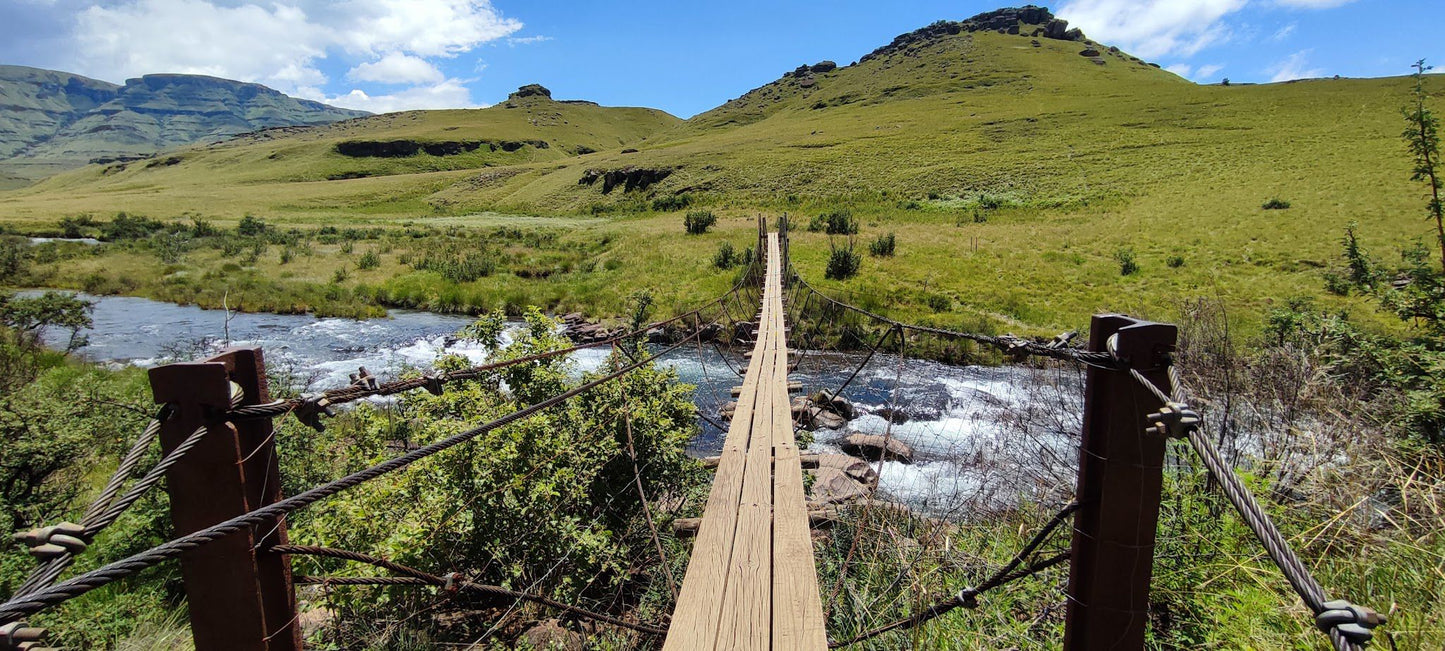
[{"xmin": 2, "ymin": 1, "xmax": 1441, "ymax": 117}]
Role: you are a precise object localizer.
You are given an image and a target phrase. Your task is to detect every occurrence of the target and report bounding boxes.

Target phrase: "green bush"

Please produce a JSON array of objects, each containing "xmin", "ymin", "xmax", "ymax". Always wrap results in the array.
[
  {"xmin": 825, "ymin": 238, "xmax": 861, "ymax": 280},
  {"xmin": 1262, "ymin": 198, "xmax": 1292, "ymax": 210},
  {"xmin": 713, "ymin": 241, "xmax": 737, "ymax": 269},
  {"xmin": 652, "ymin": 193, "xmax": 693, "ymax": 212},
  {"xmin": 407, "ymin": 250, "xmax": 497, "ymax": 282},
  {"xmin": 869, "ymin": 232, "xmax": 896, "ymax": 257},
  {"xmin": 809, "ymin": 210, "xmax": 858, "ymax": 235},
  {"xmin": 1115, "ymin": 247, "xmax": 1139, "ymax": 275},
  {"xmin": 237, "ymin": 214, "xmax": 268, "ymax": 236},
  {"xmin": 1166, "ymin": 254, "xmax": 1185, "ymax": 268},
  {"xmin": 357, "ymin": 249, "xmax": 381, "ymax": 270},
  {"xmin": 100, "ymin": 213, "xmax": 165, "ymax": 241},
  {"xmin": 684, "ymin": 210, "xmax": 717, "ymax": 235}
]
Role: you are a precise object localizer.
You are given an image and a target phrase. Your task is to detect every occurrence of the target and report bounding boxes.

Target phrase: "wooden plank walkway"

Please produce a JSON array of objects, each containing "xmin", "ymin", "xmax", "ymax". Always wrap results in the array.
[{"xmin": 665, "ymin": 233, "xmax": 827, "ymax": 650}]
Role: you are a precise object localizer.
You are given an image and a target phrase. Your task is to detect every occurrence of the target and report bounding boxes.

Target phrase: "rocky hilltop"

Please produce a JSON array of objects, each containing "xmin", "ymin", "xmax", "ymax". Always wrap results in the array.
[
  {"xmin": 862, "ymin": 5, "xmax": 1085, "ymax": 63},
  {"xmin": 0, "ymin": 65, "xmax": 367, "ymax": 187}
]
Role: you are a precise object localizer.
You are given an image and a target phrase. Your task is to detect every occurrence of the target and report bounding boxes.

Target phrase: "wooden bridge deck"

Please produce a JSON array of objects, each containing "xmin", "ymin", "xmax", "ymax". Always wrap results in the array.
[{"xmin": 664, "ymin": 234, "xmax": 826, "ymax": 650}]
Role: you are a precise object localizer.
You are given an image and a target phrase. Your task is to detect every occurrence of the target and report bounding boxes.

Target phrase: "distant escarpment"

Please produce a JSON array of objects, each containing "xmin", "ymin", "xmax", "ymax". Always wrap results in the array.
[{"xmin": 0, "ymin": 65, "xmax": 366, "ymax": 186}]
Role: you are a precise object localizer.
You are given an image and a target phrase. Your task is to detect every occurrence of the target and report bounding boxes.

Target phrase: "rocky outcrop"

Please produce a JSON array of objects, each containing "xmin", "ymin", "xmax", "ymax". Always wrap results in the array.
[
  {"xmin": 840, "ymin": 433, "xmax": 914, "ymax": 464},
  {"xmin": 510, "ymin": 84, "xmax": 553, "ymax": 100},
  {"xmin": 335, "ymin": 139, "xmax": 548, "ymax": 158},
  {"xmin": 578, "ymin": 166, "xmax": 673, "ymax": 193},
  {"xmin": 559, "ymin": 312, "xmax": 617, "ymax": 344},
  {"xmin": 860, "ymin": 6, "xmax": 1085, "ymax": 64}
]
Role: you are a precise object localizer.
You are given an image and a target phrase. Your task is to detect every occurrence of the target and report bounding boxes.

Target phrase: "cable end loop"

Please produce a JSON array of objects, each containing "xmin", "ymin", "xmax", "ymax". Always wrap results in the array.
[
  {"xmin": 1317, "ymin": 600, "xmax": 1385, "ymax": 645},
  {"xmin": 13, "ymin": 522, "xmax": 89, "ymax": 561}
]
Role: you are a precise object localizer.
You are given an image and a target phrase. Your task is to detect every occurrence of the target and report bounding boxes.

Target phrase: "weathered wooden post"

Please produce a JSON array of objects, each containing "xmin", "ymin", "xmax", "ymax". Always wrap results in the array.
[
  {"xmin": 149, "ymin": 348, "xmax": 300, "ymax": 651},
  {"xmin": 1064, "ymin": 315, "xmax": 1176, "ymax": 651}
]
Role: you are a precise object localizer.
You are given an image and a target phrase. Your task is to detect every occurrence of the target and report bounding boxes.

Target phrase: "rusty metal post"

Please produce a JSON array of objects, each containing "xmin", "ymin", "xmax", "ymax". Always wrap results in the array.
[
  {"xmin": 1064, "ymin": 315, "xmax": 1177, "ymax": 651},
  {"xmin": 148, "ymin": 348, "xmax": 300, "ymax": 651}
]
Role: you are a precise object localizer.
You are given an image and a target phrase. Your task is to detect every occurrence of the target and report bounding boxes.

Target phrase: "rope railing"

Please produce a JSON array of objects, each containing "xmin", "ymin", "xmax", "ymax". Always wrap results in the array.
[
  {"xmin": 792, "ymin": 275, "xmax": 1114, "ymax": 367},
  {"xmin": 1109, "ymin": 338, "xmax": 1385, "ymax": 650},
  {"xmin": 0, "ymin": 316, "xmax": 716, "ymax": 625},
  {"xmin": 270, "ymin": 545, "xmax": 668, "ymax": 636},
  {"xmin": 827, "ymin": 501, "xmax": 1080, "ymax": 648}
]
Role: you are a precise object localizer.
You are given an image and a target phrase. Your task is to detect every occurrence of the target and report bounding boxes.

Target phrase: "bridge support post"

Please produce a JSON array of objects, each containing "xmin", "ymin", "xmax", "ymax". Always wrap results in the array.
[
  {"xmin": 149, "ymin": 348, "xmax": 300, "ymax": 651},
  {"xmin": 1064, "ymin": 315, "xmax": 1176, "ymax": 651}
]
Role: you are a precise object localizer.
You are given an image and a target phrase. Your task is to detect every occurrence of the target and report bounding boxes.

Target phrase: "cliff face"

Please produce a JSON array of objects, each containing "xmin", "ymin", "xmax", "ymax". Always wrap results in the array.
[{"xmin": 0, "ymin": 65, "xmax": 368, "ymax": 186}]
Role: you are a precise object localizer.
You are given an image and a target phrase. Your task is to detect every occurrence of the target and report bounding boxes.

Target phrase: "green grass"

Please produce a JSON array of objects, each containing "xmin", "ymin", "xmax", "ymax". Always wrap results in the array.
[{"xmin": 2, "ymin": 29, "xmax": 1442, "ymax": 340}]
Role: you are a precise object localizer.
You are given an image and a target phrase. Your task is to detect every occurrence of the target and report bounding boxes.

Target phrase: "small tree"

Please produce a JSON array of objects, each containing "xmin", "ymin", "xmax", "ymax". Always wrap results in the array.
[
  {"xmin": 713, "ymin": 241, "xmax": 737, "ymax": 269},
  {"xmin": 1404, "ymin": 59, "xmax": 1444, "ymax": 274},
  {"xmin": 238, "ymin": 214, "xmax": 268, "ymax": 237},
  {"xmin": 684, "ymin": 210, "xmax": 716, "ymax": 235},
  {"xmin": 825, "ymin": 238, "xmax": 861, "ymax": 280},
  {"xmin": 868, "ymin": 232, "xmax": 896, "ymax": 257},
  {"xmin": 1115, "ymin": 247, "xmax": 1139, "ymax": 275}
]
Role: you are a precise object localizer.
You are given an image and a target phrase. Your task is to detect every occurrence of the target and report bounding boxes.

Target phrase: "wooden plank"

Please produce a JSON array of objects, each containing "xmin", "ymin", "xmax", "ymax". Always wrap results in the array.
[
  {"xmin": 664, "ymin": 300, "xmax": 771, "ymax": 650},
  {"xmin": 715, "ymin": 342, "xmax": 774, "ymax": 649}
]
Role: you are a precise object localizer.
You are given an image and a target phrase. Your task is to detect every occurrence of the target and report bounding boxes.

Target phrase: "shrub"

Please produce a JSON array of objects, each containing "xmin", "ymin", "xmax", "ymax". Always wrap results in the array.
[
  {"xmin": 684, "ymin": 210, "xmax": 717, "ymax": 235},
  {"xmin": 869, "ymin": 232, "xmax": 896, "ymax": 257},
  {"xmin": 1166, "ymin": 254, "xmax": 1185, "ymax": 268},
  {"xmin": 340, "ymin": 239, "xmax": 355, "ymax": 254},
  {"xmin": 357, "ymin": 249, "xmax": 381, "ymax": 270},
  {"xmin": 237, "ymin": 214, "xmax": 268, "ymax": 236},
  {"xmin": 332, "ymin": 266, "xmax": 350, "ymax": 283},
  {"xmin": 1262, "ymin": 198, "xmax": 1292, "ymax": 210},
  {"xmin": 1115, "ymin": 247, "xmax": 1139, "ymax": 275},
  {"xmin": 825, "ymin": 238, "xmax": 861, "ymax": 280},
  {"xmin": 408, "ymin": 250, "xmax": 497, "ymax": 283},
  {"xmin": 713, "ymin": 241, "xmax": 737, "ymax": 269},
  {"xmin": 58, "ymin": 216, "xmax": 95, "ymax": 238},
  {"xmin": 814, "ymin": 210, "xmax": 858, "ymax": 235},
  {"xmin": 652, "ymin": 193, "xmax": 693, "ymax": 212},
  {"xmin": 100, "ymin": 213, "xmax": 165, "ymax": 241}
]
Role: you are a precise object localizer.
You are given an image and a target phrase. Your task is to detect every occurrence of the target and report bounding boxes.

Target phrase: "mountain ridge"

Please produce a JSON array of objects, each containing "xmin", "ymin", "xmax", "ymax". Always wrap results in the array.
[{"xmin": 0, "ymin": 64, "xmax": 368, "ymax": 188}]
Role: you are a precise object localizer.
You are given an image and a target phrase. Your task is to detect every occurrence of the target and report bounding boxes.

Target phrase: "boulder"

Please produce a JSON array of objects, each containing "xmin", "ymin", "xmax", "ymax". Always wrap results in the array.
[
  {"xmin": 810, "ymin": 60, "xmax": 838, "ymax": 73},
  {"xmin": 840, "ymin": 433, "xmax": 914, "ymax": 464},
  {"xmin": 806, "ymin": 407, "xmax": 847, "ymax": 431},
  {"xmin": 1064, "ymin": 27, "xmax": 1085, "ymax": 41},
  {"xmin": 874, "ymin": 406, "xmax": 909, "ymax": 425},
  {"xmin": 810, "ymin": 391, "xmax": 855, "ymax": 420},
  {"xmin": 1044, "ymin": 18, "xmax": 1069, "ymax": 40},
  {"xmin": 520, "ymin": 619, "xmax": 582, "ymax": 651},
  {"xmin": 720, "ymin": 400, "xmax": 738, "ymax": 421},
  {"xmin": 1079, "ymin": 48, "xmax": 1101, "ymax": 57},
  {"xmin": 814, "ymin": 452, "xmax": 878, "ymax": 485},
  {"xmin": 808, "ymin": 467, "xmax": 871, "ymax": 504}
]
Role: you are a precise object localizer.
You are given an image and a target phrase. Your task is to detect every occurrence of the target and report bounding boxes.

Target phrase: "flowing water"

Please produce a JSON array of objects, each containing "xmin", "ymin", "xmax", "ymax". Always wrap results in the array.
[{"xmin": 32, "ymin": 293, "xmax": 1080, "ymax": 511}]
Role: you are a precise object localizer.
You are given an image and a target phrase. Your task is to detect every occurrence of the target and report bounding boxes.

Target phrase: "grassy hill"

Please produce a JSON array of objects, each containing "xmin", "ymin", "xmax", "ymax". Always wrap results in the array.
[
  {"xmin": 1, "ymin": 11, "xmax": 1441, "ymax": 337},
  {"xmin": 0, "ymin": 65, "xmax": 368, "ymax": 188}
]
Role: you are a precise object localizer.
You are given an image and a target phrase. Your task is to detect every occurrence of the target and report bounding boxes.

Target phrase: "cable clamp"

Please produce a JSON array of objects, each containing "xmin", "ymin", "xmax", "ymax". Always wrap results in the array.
[
  {"xmin": 443, "ymin": 572, "xmax": 463, "ymax": 594},
  {"xmin": 422, "ymin": 373, "xmax": 446, "ymax": 396},
  {"xmin": 1145, "ymin": 402, "xmax": 1201, "ymax": 439},
  {"xmin": 295, "ymin": 394, "xmax": 334, "ymax": 432},
  {"xmin": 0, "ymin": 621, "xmax": 48, "ymax": 650},
  {"xmin": 955, "ymin": 587, "xmax": 979, "ymax": 608},
  {"xmin": 13, "ymin": 522, "xmax": 89, "ymax": 560},
  {"xmin": 349, "ymin": 366, "xmax": 379, "ymax": 391},
  {"xmin": 1316, "ymin": 600, "xmax": 1386, "ymax": 644}
]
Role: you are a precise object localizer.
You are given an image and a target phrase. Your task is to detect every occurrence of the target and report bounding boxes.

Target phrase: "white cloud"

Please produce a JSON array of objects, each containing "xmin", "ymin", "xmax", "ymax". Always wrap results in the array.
[
  {"xmin": 301, "ymin": 78, "xmax": 479, "ymax": 114},
  {"xmin": 1267, "ymin": 49, "xmax": 1325, "ymax": 82},
  {"xmin": 348, "ymin": 52, "xmax": 444, "ymax": 85},
  {"xmin": 1058, "ymin": 0, "xmax": 1355, "ymax": 59},
  {"xmin": 1166, "ymin": 63, "xmax": 1193, "ymax": 78},
  {"xmin": 66, "ymin": 0, "xmax": 520, "ymax": 111},
  {"xmin": 1195, "ymin": 64, "xmax": 1225, "ymax": 80},
  {"xmin": 1270, "ymin": 22, "xmax": 1296, "ymax": 41},
  {"xmin": 1057, "ymin": 0, "xmax": 1247, "ymax": 59},
  {"xmin": 506, "ymin": 35, "xmax": 551, "ymax": 46}
]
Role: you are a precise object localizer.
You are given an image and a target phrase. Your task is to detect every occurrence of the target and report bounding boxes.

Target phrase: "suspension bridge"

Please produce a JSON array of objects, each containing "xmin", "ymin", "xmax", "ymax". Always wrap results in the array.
[{"xmin": 0, "ymin": 218, "xmax": 1385, "ymax": 650}]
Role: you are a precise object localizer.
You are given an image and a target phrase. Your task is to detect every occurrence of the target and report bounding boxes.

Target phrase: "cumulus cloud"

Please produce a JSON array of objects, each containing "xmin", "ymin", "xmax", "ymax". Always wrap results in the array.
[
  {"xmin": 300, "ymin": 78, "xmax": 479, "ymax": 113},
  {"xmin": 1058, "ymin": 0, "xmax": 1354, "ymax": 59},
  {"xmin": 1267, "ymin": 50, "xmax": 1325, "ymax": 81},
  {"xmin": 348, "ymin": 52, "xmax": 444, "ymax": 85},
  {"xmin": 66, "ymin": 0, "xmax": 522, "ymax": 112},
  {"xmin": 1057, "ymin": 0, "xmax": 1247, "ymax": 59}
]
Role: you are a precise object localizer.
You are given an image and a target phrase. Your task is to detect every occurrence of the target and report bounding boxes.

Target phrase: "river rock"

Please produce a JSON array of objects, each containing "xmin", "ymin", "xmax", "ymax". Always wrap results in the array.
[
  {"xmin": 810, "ymin": 391, "xmax": 855, "ymax": 420},
  {"xmin": 520, "ymin": 619, "xmax": 582, "ymax": 651},
  {"xmin": 840, "ymin": 433, "xmax": 914, "ymax": 464},
  {"xmin": 805, "ymin": 407, "xmax": 847, "ymax": 430},
  {"xmin": 814, "ymin": 452, "xmax": 878, "ymax": 485},
  {"xmin": 808, "ymin": 467, "xmax": 871, "ymax": 504},
  {"xmin": 720, "ymin": 400, "xmax": 738, "ymax": 421},
  {"xmin": 874, "ymin": 406, "xmax": 909, "ymax": 424}
]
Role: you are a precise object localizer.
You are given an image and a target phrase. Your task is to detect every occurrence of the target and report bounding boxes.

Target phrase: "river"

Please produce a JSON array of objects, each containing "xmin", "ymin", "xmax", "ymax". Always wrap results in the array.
[{"xmin": 32, "ymin": 293, "xmax": 1082, "ymax": 511}]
